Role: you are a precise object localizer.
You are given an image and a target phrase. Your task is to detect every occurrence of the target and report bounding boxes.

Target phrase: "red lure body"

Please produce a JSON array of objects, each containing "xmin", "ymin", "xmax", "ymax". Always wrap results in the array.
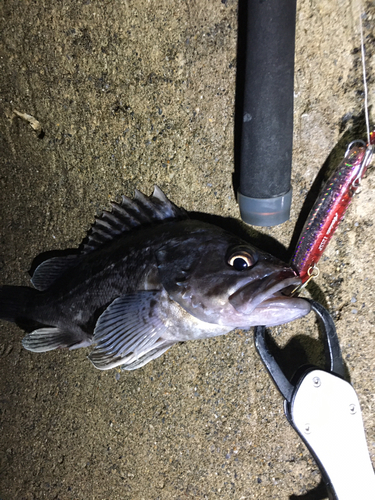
[{"xmin": 292, "ymin": 133, "xmax": 375, "ymax": 282}]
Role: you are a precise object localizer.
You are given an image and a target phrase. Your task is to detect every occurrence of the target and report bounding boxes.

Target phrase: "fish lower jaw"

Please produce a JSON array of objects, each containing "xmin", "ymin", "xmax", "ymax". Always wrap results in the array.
[{"xmin": 245, "ymin": 296, "xmax": 312, "ymax": 327}]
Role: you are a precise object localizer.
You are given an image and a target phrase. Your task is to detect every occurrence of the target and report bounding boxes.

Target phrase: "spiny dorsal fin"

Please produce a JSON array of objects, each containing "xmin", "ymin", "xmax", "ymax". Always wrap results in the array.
[{"xmin": 82, "ymin": 185, "xmax": 187, "ymax": 254}]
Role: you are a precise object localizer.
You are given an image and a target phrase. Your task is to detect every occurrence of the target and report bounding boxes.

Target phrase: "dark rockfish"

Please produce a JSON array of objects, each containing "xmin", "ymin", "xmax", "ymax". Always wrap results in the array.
[{"xmin": 0, "ymin": 187, "xmax": 310, "ymax": 370}]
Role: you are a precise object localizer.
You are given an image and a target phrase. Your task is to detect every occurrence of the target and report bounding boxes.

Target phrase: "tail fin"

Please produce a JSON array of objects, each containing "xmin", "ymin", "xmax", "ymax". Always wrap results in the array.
[{"xmin": 0, "ymin": 285, "xmax": 38, "ymax": 323}]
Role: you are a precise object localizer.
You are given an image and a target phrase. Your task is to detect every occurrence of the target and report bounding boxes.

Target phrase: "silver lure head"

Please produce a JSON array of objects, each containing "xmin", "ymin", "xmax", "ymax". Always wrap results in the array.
[{"xmin": 156, "ymin": 221, "xmax": 311, "ymax": 328}]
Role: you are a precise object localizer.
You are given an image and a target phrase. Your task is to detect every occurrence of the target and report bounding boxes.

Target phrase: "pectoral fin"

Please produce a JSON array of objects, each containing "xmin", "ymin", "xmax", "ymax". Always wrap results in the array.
[{"xmin": 89, "ymin": 291, "xmax": 172, "ymax": 370}]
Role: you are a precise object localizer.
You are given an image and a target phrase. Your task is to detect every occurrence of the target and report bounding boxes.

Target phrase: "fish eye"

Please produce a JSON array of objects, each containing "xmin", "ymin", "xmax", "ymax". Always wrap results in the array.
[{"xmin": 227, "ymin": 249, "xmax": 256, "ymax": 271}]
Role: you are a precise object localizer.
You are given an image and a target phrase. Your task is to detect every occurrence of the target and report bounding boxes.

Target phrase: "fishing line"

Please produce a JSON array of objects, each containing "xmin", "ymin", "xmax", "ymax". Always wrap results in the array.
[{"xmin": 359, "ymin": 10, "xmax": 371, "ymax": 144}]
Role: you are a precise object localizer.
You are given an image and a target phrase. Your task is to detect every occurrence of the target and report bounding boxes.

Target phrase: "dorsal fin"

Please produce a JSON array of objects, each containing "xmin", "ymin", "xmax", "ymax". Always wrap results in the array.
[
  {"xmin": 81, "ymin": 186, "xmax": 188, "ymax": 254},
  {"xmin": 31, "ymin": 255, "xmax": 81, "ymax": 290}
]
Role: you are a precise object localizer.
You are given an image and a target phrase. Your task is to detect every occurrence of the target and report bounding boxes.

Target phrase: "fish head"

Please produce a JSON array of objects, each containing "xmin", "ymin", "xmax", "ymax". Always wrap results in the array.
[{"xmin": 156, "ymin": 223, "xmax": 310, "ymax": 328}]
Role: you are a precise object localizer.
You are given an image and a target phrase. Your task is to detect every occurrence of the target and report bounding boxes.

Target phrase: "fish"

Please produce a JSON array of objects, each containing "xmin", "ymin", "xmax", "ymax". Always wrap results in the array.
[{"xmin": 0, "ymin": 186, "xmax": 311, "ymax": 371}]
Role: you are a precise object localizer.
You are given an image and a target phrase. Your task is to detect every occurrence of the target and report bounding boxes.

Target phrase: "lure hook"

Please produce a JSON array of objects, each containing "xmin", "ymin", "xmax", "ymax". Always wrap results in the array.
[{"xmin": 291, "ymin": 264, "xmax": 320, "ymax": 296}]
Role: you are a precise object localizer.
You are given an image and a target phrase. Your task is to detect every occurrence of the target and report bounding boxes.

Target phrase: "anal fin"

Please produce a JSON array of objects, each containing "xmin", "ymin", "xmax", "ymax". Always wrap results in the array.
[{"xmin": 22, "ymin": 327, "xmax": 91, "ymax": 352}]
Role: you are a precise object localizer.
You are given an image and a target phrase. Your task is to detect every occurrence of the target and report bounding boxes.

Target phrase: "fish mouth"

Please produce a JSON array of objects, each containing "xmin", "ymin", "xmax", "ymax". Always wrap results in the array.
[
  {"xmin": 229, "ymin": 271, "xmax": 310, "ymax": 326},
  {"xmin": 229, "ymin": 270, "xmax": 306, "ymax": 315}
]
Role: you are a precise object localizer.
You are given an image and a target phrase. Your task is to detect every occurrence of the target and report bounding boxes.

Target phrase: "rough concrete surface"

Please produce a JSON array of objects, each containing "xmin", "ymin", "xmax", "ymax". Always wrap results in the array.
[{"xmin": 0, "ymin": 1, "xmax": 375, "ymax": 499}]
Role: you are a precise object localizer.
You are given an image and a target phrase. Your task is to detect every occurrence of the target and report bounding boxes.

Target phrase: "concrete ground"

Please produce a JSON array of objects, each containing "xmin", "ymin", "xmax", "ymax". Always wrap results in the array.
[{"xmin": 0, "ymin": 1, "xmax": 375, "ymax": 499}]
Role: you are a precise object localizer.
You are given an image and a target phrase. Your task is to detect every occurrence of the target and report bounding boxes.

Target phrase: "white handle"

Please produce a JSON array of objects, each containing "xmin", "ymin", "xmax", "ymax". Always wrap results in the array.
[{"xmin": 291, "ymin": 369, "xmax": 375, "ymax": 499}]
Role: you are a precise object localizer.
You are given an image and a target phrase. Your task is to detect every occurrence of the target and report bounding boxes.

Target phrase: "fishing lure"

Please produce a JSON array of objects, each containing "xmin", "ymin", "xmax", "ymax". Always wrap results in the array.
[
  {"xmin": 291, "ymin": 133, "xmax": 374, "ymax": 284},
  {"xmin": 291, "ymin": 10, "xmax": 375, "ymax": 287}
]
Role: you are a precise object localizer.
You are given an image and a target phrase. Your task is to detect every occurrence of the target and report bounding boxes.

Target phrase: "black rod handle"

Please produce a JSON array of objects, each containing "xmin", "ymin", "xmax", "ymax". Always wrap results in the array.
[{"xmin": 237, "ymin": 0, "xmax": 297, "ymax": 226}]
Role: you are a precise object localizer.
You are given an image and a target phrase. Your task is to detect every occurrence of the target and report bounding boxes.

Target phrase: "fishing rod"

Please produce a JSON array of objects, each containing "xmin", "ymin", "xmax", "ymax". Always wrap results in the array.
[{"xmin": 236, "ymin": 0, "xmax": 296, "ymax": 227}]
